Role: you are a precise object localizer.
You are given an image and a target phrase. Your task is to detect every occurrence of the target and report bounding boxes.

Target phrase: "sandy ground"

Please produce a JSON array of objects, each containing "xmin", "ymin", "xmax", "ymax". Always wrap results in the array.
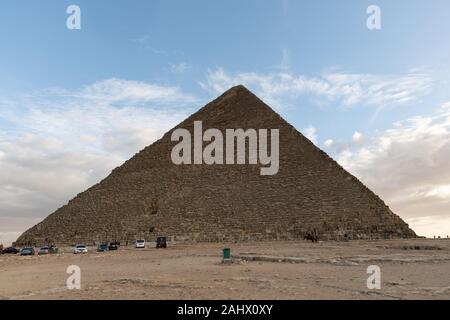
[{"xmin": 0, "ymin": 239, "xmax": 449, "ymax": 300}]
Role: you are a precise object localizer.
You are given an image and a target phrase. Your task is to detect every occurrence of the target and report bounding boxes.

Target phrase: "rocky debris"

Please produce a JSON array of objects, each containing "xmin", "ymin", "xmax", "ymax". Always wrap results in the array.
[
  {"xmin": 235, "ymin": 253, "xmax": 450, "ymax": 265},
  {"xmin": 16, "ymin": 85, "xmax": 416, "ymax": 246},
  {"xmin": 401, "ymin": 245, "xmax": 443, "ymax": 250}
]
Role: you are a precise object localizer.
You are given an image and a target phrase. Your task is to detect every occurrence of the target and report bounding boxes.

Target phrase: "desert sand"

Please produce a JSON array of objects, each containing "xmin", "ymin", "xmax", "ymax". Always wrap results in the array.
[{"xmin": 0, "ymin": 239, "xmax": 449, "ymax": 300}]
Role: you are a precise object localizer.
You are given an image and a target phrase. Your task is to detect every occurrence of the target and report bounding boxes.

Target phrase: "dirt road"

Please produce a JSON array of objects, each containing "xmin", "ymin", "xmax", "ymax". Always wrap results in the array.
[{"xmin": 0, "ymin": 239, "xmax": 449, "ymax": 300}]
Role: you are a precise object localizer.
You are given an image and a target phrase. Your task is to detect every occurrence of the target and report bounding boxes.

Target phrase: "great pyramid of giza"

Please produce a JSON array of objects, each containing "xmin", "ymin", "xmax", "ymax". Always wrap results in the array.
[{"xmin": 16, "ymin": 85, "xmax": 416, "ymax": 245}]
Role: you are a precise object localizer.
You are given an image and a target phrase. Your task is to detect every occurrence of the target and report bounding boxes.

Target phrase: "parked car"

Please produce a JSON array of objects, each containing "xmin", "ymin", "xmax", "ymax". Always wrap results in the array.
[
  {"xmin": 38, "ymin": 247, "xmax": 49, "ymax": 255},
  {"xmin": 135, "ymin": 239, "xmax": 145, "ymax": 249},
  {"xmin": 73, "ymin": 244, "xmax": 88, "ymax": 254},
  {"xmin": 20, "ymin": 247, "xmax": 35, "ymax": 256},
  {"xmin": 108, "ymin": 242, "xmax": 118, "ymax": 251},
  {"xmin": 156, "ymin": 237, "xmax": 167, "ymax": 249},
  {"xmin": 97, "ymin": 243, "xmax": 108, "ymax": 252},
  {"xmin": 2, "ymin": 247, "xmax": 20, "ymax": 254}
]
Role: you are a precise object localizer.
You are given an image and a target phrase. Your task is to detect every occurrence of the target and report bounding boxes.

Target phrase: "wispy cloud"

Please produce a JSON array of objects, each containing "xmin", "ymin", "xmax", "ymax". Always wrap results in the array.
[
  {"xmin": 131, "ymin": 35, "xmax": 151, "ymax": 45},
  {"xmin": 332, "ymin": 102, "xmax": 450, "ymax": 237},
  {"xmin": 278, "ymin": 48, "xmax": 291, "ymax": 72},
  {"xmin": 170, "ymin": 62, "xmax": 191, "ymax": 74},
  {"xmin": 131, "ymin": 35, "xmax": 167, "ymax": 55},
  {"xmin": 200, "ymin": 67, "xmax": 433, "ymax": 110},
  {"xmin": 77, "ymin": 78, "xmax": 197, "ymax": 105},
  {"xmin": 0, "ymin": 79, "xmax": 197, "ymax": 238}
]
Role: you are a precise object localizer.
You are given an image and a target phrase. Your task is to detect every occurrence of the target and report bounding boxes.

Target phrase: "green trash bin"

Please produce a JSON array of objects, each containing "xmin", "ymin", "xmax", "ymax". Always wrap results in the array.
[{"xmin": 222, "ymin": 248, "xmax": 231, "ymax": 260}]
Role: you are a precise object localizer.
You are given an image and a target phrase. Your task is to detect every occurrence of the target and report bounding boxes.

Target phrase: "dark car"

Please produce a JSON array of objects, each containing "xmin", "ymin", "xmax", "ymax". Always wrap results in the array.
[
  {"xmin": 97, "ymin": 244, "xmax": 108, "ymax": 252},
  {"xmin": 2, "ymin": 247, "xmax": 20, "ymax": 254},
  {"xmin": 156, "ymin": 237, "xmax": 167, "ymax": 249},
  {"xmin": 108, "ymin": 242, "xmax": 118, "ymax": 251},
  {"xmin": 20, "ymin": 247, "xmax": 35, "ymax": 256}
]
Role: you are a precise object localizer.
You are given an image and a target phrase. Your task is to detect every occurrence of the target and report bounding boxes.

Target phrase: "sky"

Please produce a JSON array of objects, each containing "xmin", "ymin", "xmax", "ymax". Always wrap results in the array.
[{"xmin": 1, "ymin": 0, "xmax": 450, "ymax": 245}]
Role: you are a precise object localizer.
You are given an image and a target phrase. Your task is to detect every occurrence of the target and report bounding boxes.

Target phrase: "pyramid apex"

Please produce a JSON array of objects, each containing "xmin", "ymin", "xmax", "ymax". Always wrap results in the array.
[{"xmin": 223, "ymin": 84, "xmax": 252, "ymax": 95}]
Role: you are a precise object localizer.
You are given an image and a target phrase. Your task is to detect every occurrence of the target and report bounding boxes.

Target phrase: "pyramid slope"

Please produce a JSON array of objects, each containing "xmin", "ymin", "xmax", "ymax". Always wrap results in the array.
[{"xmin": 17, "ymin": 85, "xmax": 416, "ymax": 245}]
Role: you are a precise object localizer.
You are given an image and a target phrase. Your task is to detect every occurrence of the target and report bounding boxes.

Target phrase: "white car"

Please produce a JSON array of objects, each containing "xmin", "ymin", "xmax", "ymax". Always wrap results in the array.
[
  {"xmin": 74, "ymin": 244, "xmax": 88, "ymax": 254},
  {"xmin": 135, "ymin": 239, "xmax": 146, "ymax": 248}
]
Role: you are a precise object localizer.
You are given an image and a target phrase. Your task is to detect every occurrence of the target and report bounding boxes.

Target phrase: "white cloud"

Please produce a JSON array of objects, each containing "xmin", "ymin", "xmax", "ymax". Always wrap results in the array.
[
  {"xmin": 423, "ymin": 185, "xmax": 450, "ymax": 199},
  {"xmin": 200, "ymin": 68, "xmax": 433, "ymax": 109},
  {"xmin": 0, "ymin": 79, "xmax": 196, "ymax": 238},
  {"xmin": 352, "ymin": 131, "xmax": 363, "ymax": 142},
  {"xmin": 334, "ymin": 102, "xmax": 450, "ymax": 237},
  {"xmin": 324, "ymin": 139, "xmax": 334, "ymax": 148},
  {"xmin": 303, "ymin": 126, "xmax": 317, "ymax": 145}
]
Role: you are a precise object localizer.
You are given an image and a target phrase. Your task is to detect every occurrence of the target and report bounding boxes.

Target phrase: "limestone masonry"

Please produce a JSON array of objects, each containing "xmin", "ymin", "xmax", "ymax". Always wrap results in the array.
[{"xmin": 16, "ymin": 85, "xmax": 416, "ymax": 245}]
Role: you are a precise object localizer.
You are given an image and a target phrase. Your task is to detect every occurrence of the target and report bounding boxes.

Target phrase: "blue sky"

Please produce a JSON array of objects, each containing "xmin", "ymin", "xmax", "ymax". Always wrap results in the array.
[
  {"xmin": 1, "ymin": 1, "xmax": 450, "ymax": 244},
  {"xmin": 1, "ymin": 1, "xmax": 450, "ymax": 138}
]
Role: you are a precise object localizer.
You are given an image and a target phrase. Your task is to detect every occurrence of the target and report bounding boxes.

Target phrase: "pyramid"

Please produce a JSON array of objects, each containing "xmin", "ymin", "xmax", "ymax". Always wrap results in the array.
[{"xmin": 16, "ymin": 85, "xmax": 416, "ymax": 245}]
